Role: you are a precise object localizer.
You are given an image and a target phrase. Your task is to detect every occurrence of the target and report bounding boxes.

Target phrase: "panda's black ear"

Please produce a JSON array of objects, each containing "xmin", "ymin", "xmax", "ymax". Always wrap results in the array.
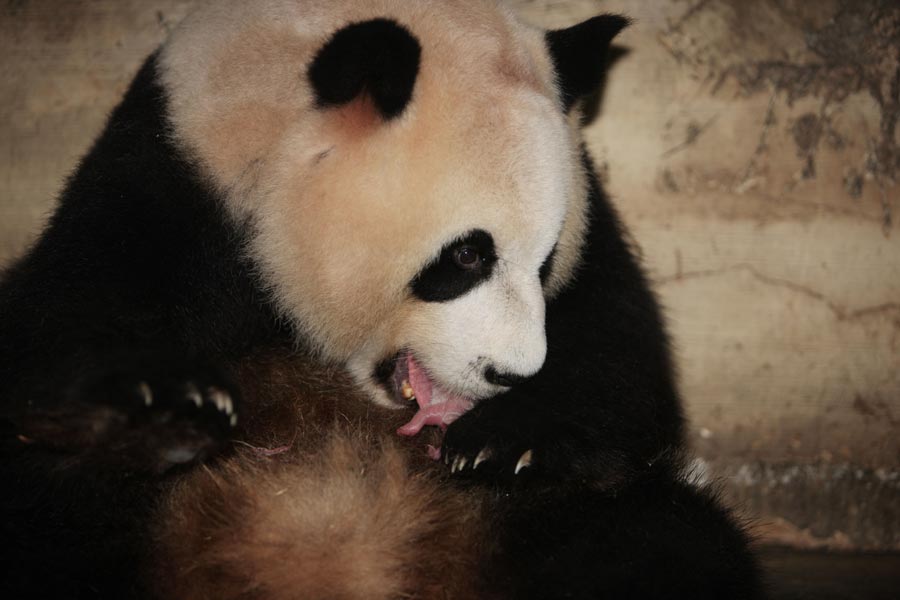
[
  {"xmin": 308, "ymin": 18, "xmax": 421, "ymax": 120},
  {"xmin": 546, "ymin": 15, "xmax": 630, "ymax": 112}
]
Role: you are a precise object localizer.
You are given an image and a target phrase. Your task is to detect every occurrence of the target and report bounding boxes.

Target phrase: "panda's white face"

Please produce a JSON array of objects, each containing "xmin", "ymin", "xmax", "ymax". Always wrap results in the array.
[
  {"xmin": 159, "ymin": 0, "xmax": 590, "ymax": 415},
  {"xmin": 345, "ymin": 86, "xmax": 575, "ymax": 412}
]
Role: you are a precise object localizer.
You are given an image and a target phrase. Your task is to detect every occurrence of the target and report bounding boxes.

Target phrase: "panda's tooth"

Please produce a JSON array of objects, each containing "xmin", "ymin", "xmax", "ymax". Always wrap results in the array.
[
  {"xmin": 514, "ymin": 450, "xmax": 533, "ymax": 475},
  {"xmin": 400, "ymin": 380, "xmax": 415, "ymax": 400},
  {"xmin": 206, "ymin": 386, "xmax": 232, "ymax": 414},
  {"xmin": 186, "ymin": 383, "xmax": 203, "ymax": 408},
  {"xmin": 473, "ymin": 448, "xmax": 491, "ymax": 469},
  {"xmin": 137, "ymin": 381, "xmax": 153, "ymax": 407}
]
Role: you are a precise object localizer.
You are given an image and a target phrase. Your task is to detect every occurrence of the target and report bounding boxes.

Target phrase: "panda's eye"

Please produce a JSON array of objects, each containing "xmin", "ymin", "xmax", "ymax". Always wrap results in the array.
[
  {"xmin": 453, "ymin": 246, "xmax": 481, "ymax": 270},
  {"xmin": 410, "ymin": 229, "xmax": 496, "ymax": 302}
]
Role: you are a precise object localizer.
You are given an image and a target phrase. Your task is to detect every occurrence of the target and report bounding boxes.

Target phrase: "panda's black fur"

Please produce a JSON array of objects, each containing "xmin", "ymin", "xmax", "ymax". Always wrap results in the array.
[
  {"xmin": 0, "ymin": 54, "xmax": 272, "ymax": 597},
  {"xmin": 0, "ymin": 5, "xmax": 762, "ymax": 599}
]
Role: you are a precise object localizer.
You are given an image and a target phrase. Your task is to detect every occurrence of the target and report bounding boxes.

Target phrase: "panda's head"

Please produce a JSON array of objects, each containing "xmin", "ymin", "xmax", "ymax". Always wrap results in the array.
[{"xmin": 159, "ymin": 1, "xmax": 626, "ymax": 412}]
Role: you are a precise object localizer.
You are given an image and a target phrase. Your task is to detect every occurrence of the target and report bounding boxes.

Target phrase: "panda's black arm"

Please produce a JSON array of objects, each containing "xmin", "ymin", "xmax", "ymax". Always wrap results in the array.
[
  {"xmin": 0, "ymin": 55, "xmax": 285, "ymax": 469},
  {"xmin": 0, "ymin": 57, "xmax": 295, "ymax": 597},
  {"xmin": 443, "ymin": 155, "xmax": 685, "ymax": 485}
]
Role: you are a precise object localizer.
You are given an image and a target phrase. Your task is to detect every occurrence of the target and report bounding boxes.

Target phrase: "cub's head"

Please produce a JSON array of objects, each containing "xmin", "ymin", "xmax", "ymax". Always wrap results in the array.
[{"xmin": 159, "ymin": 0, "xmax": 625, "ymax": 417}]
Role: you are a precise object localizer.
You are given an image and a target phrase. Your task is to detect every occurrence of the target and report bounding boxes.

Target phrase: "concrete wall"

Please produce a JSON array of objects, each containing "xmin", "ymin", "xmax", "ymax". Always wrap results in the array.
[{"xmin": 1, "ymin": 0, "xmax": 898, "ymax": 549}]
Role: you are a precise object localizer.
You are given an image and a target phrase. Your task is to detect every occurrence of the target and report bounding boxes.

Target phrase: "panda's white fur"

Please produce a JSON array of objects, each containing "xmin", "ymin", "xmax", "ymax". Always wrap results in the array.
[{"xmin": 158, "ymin": 0, "xmax": 589, "ymax": 408}]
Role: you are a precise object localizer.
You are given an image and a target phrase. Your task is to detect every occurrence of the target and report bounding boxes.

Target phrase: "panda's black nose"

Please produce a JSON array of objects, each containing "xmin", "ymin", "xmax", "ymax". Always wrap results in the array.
[{"xmin": 484, "ymin": 366, "xmax": 528, "ymax": 387}]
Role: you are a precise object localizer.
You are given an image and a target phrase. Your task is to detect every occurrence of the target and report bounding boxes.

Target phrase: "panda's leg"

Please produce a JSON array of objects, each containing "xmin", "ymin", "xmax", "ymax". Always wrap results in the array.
[
  {"xmin": 1, "ymin": 427, "xmax": 163, "ymax": 599},
  {"xmin": 491, "ymin": 474, "xmax": 763, "ymax": 600},
  {"xmin": 0, "ymin": 253, "xmax": 246, "ymax": 599},
  {"xmin": 443, "ymin": 153, "xmax": 684, "ymax": 486},
  {"xmin": 0, "ymin": 343, "xmax": 241, "ymax": 598}
]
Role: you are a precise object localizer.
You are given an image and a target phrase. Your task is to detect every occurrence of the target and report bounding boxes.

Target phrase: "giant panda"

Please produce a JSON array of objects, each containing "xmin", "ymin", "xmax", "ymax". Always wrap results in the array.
[{"xmin": 0, "ymin": 1, "xmax": 762, "ymax": 598}]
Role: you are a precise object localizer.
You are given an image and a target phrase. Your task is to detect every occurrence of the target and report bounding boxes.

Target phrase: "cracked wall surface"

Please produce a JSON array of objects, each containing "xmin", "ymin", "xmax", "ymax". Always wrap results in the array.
[{"xmin": 1, "ymin": 0, "xmax": 898, "ymax": 549}]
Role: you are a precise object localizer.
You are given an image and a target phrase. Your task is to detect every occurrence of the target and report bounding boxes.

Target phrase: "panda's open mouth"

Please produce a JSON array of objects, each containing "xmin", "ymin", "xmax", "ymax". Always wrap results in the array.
[{"xmin": 380, "ymin": 351, "xmax": 474, "ymax": 438}]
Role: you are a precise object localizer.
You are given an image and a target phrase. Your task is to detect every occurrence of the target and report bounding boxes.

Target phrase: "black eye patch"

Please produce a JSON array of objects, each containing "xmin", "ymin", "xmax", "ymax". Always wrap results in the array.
[{"xmin": 411, "ymin": 230, "xmax": 496, "ymax": 302}]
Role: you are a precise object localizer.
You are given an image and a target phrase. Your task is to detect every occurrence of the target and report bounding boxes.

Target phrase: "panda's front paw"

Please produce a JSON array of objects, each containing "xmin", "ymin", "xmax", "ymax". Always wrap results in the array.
[
  {"xmin": 440, "ymin": 400, "xmax": 536, "ymax": 481},
  {"xmin": 441, "ymin": 398, "xmax": 636, "ymax": 488},
  {"xmin": 109, "ymin": 374, "xmax": 238, "ymax": 432},
  {"xmin": 69, "ymin": 367, "xmax": 240, "ymax": 470}
]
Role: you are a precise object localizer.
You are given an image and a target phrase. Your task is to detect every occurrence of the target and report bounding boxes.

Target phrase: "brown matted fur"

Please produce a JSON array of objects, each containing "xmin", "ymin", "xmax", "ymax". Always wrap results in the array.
[{"xmin": 150, "ymin": 353, "xmax": 496, "ymax": 599}]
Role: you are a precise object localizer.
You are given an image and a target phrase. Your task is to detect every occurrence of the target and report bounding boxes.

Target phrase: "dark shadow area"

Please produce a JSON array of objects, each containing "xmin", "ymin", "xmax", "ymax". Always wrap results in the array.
[{"xmin": 762, "ymin": 547, "xmax": 900, "ymax": 600}]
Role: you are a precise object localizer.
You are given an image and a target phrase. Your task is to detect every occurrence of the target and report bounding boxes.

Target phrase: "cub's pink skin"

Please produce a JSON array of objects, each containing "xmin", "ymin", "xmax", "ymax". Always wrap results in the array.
[
  {"xmin": 426, "ymin": 445, "xmax": 442, "ymax": 461},
  {"xmin": 396, "ymin": 354, "xmax": 474, "ymax": 459}
]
